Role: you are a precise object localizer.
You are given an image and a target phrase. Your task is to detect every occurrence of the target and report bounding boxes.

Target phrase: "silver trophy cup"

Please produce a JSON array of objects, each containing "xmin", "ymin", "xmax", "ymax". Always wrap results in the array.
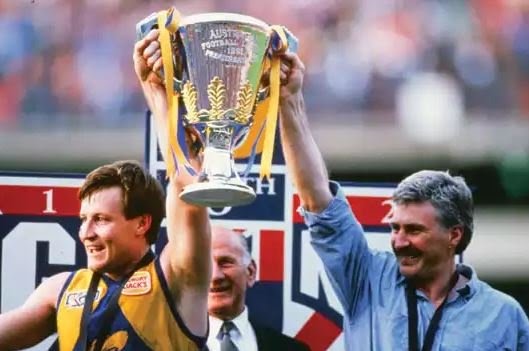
[
  {"xmin": 137, "ymin": 11, "xmax": 294, "ymax": 207},
  {"xmin": 178, "ymin": 13, "xmax": 270, "ymax": 207}
]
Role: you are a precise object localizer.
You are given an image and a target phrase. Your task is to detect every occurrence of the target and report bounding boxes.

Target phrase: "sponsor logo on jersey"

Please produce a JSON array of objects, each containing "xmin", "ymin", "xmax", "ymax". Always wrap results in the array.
[
  {"xmin": 65, "ymin": 289, "xmax": 101, "ymax": 308},
  {"xmin": 122, "ymin": 271, "xmax": 151, "ymax": 296}
]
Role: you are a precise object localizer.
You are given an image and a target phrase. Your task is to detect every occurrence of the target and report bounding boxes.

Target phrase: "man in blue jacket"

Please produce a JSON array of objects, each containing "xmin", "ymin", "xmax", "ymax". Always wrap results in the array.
[{"xmin": 277, "ymin": 51, "xmax": 529, "ymax": 350}]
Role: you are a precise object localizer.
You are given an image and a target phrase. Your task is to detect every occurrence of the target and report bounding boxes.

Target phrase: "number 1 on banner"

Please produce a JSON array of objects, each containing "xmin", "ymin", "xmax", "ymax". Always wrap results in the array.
[{"xmin": 43, "ymin": 189, "xmax": 57, "ymax": 214}]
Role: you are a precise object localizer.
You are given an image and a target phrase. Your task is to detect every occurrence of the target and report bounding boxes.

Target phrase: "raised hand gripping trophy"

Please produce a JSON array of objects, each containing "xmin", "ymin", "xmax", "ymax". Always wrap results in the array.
[{"xmin": 137, "ymin": 8, "xmax": 297, "ymax": 207}]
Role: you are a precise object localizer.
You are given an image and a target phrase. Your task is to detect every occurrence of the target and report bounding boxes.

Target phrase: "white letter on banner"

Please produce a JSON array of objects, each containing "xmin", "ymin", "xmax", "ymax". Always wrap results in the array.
[
  {"xmin": 256, "ymin": 177, "xmax": 276, "ymax": 195},
  {"xmin": 42, "ymin": 189, "xmax": 58, "ymax": 214},
  {"xmin": 246, "ymin": 176, "xmax": 276, "ymax": 195}
]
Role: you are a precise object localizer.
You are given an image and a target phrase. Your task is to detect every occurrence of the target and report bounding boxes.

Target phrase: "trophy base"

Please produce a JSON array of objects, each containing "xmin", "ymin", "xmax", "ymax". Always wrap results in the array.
[{"xmin": 180, "ymin": 182, "xmax": 256, "ymax": 207}]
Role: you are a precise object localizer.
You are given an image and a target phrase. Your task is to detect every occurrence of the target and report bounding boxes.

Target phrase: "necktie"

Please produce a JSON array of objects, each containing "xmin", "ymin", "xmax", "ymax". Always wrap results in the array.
[{"xmin": 220, "ymin": 321, "xmax": 238, "ymax": 351}]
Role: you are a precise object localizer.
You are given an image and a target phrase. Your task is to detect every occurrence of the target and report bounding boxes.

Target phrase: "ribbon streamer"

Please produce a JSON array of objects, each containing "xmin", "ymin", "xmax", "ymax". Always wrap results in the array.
[
  {"xmin": 157, "ymin": 9, "xmax": 191, "ymax": 177},
  {"xmin": 259, "ymin": 25, "xmax": 288, "ymax": 180}
]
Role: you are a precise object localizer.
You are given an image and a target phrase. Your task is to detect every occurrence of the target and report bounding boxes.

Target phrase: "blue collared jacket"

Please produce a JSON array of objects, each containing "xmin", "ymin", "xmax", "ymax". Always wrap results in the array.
[{"xmin": 300, "ymin": 182, "xmax": 529, "ymax": 351}]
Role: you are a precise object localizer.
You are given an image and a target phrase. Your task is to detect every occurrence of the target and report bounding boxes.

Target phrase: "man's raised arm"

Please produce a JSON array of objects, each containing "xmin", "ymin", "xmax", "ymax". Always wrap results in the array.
[
  {"xmin": 277, "ymin": 52, "xmax": 372, "ymax": 316},
  {"xmin": 278, "ymin": 52, "xmax": 333, "ymax": 213},
  {"xmin": 133, "ymin": 29, "xmax": 211, "ymax": 337}
]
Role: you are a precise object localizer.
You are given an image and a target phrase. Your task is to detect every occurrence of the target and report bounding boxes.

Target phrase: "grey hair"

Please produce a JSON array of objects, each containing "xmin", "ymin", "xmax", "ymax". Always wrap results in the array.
[
  {"xmin": 236, "ymin": 234, "xmax": 253, "ymax": 266},
  {"xmin": 392, "ymin": 170, "xmax": 474, "ymax": 254}
]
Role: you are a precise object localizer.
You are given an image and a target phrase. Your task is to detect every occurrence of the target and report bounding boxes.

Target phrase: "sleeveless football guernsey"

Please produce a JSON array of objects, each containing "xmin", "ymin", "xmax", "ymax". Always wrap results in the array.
[{"xmin": 56, "ymin": 256, "xmax": 206, "ymax": 351}]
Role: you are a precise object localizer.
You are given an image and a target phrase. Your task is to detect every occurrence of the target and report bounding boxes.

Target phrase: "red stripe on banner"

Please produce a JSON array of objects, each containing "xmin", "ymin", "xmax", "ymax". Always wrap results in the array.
[
  {"xmin": 259, "ymin": 230, "xmax": 284, "ymax": 282},
  {"xmin": 348, "ymin": 196, "xmax": 390, "ymax": 226},
  {"xmin": 293, "ymin": 194, "xmax": 390, "ymax": 226},
  {"xmin": 295, "ymin": 312, "xmax": 342, "ymax": 351},
  {"xmin": 293, "ymin": 195, "xmax": 303, "ymax": 224},
  {"xmin": 0, "ymin": 185, "xmax": 80, "ymax": 216}
]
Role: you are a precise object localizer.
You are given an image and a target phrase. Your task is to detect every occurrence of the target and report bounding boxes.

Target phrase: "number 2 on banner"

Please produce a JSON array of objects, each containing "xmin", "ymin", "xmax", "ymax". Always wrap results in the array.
[{"xmin": 43, "ymin": 189, "xmax": 57, "ymax": 214}]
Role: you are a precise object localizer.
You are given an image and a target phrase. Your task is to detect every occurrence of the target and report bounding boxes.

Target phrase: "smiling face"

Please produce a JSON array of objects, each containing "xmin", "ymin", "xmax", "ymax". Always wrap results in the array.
[
  {"xmin": 389, "ymin": 201, "xmax": 459, "ymax": 283},
  {"xmin": 208, "ymin": 228, "xmax": 256, "ymax": 320},
  {"xmin": 79, "ymin": 186, "xmax": 148, "ymax": 279}
]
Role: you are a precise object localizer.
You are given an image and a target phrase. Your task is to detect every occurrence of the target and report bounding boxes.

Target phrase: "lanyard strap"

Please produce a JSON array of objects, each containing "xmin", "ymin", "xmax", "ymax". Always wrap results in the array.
[
  {"xmin": 406, "ymin": 273, "xmax": 458, "ymax": 351},
  {"xmin": 74, "ymin": 271, "xmax": 101, "ymax": 351},
  {"xmin": 74, "ymin": 250, "xmax": 155, "ymax": 351}
]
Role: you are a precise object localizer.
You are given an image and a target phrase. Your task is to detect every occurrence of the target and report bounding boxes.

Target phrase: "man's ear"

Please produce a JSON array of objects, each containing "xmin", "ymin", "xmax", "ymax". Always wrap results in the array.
[
  {"xmin": 137, "ymin": 214, "xmax": 152, "ymax": 237},
  {"xmin": 247, "ymin": 259, "xmax": 257, "ymax": 288},
  {"xmin": 448, "ymin": 225, "xmax": 463, "ymax": 251}
]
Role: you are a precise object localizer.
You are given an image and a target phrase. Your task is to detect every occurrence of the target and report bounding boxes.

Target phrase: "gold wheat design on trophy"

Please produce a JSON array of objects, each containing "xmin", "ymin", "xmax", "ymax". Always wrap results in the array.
[
  {"xmin": 207, "ymin": 76, "xmax": 226, "ymax": 120},
  {"xmin": 182, "ymin": 81, "xmax": 199, "ymax": 123},
  {"xmin": 182, "ymin": 77, "xmax": 255, "ymax": 124},
  {"xmin": 235, "ymin": 80, "xmax": 254, "ymax": 124}
]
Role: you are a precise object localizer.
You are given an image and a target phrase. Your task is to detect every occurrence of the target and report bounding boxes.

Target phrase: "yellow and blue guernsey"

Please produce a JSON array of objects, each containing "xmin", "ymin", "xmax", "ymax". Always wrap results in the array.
[{"xmin": 56, "ymin": 256, "xmax": 206, "ymax": 351}]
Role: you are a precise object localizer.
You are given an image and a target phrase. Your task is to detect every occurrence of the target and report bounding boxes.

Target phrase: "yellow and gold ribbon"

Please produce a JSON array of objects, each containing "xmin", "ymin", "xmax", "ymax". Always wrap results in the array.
[
  {"xmin": 233, "ymin": 97, "xmax": 268, "ymax": 159},
  {"xmin": 157, "ymin": 8, "xmax": 188, "ymax": 177},
  {"xmin": 233, "ymin": 56, "xmax": 272, "ymax": 160},
  {"xmin": 259, "ymin": 25, "xmax": 288, "ymax": 180}
]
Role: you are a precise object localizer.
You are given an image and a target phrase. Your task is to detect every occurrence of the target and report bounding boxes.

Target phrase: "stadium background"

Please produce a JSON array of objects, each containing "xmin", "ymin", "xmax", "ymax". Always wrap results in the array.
[{"xmin": 1, "ymin": 0, "xmax": 528, "ymax": 336}]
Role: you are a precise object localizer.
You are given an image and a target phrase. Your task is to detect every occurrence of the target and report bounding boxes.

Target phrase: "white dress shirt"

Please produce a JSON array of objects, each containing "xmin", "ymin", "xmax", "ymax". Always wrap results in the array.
[{"xmin": 207, "ymin": 307, "xmax": 258, "ymax": 351}]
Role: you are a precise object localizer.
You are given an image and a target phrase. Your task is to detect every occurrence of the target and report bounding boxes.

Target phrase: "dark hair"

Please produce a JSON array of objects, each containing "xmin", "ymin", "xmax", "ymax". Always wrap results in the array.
[
  {"xmin": 78, "ymin": 160, "xmax": 165, "ymax": 244},
  {"xmin": 392, "ymin": 170, "xmax": 474, "ymax": 254}
]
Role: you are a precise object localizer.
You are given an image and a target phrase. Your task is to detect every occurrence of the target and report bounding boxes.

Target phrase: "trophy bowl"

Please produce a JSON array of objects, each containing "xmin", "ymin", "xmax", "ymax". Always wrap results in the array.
[
  {"xmin": 137, "ymin": 11, "xmax": 295, "ymax": 207},
  {"xmin": 177, "ymin": 13, "xmax": 271, "ymax": 207}
]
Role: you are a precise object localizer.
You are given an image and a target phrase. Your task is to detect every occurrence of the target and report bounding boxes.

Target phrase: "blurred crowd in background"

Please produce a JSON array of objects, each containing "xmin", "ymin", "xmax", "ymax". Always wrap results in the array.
[{"xmin": 2, "ymin": 0, "xmax": 529, "ymax": 128}]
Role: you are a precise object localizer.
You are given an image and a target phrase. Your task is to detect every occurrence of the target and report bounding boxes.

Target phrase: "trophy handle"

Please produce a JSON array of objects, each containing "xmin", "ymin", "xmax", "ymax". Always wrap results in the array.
[
  {"xmin": 135, "ymin": 12, "xmax": 158, "ymax": 42},
  {"xmin": 135, "ymin": 10, "xmax": 185, "ymax": 93},
  {"xmin": 136, "ymin": 8, "xmax": 195, "ymax": 177},
  {"xmin": 270, "ymin": 26, "xmax": 298, "ymax": 54},
  {"xmin": 256, "ymin": 27, "xmax": 298, "ymax": 101}
]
